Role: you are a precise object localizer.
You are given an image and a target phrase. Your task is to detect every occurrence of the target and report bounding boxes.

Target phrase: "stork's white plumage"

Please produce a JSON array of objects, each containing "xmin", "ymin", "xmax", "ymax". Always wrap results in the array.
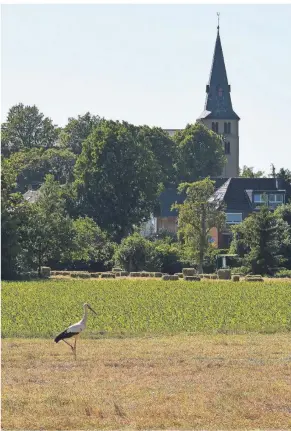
[{"xmin": 54, "ymin": 303, "xmax": 97, "ymax": 359}]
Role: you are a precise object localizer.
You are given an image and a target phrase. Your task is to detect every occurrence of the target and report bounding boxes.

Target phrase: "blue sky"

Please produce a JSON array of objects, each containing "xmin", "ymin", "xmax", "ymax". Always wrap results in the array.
[{"xmin": 2, "ymin": 4, "xmax": 291, "ymax": 174}]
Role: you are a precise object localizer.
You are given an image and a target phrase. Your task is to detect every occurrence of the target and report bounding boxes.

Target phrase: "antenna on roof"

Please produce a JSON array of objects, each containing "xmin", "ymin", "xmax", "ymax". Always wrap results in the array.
[{"xmin": 217, "ymin": 12, "xmax": 220, "ymax": 31}]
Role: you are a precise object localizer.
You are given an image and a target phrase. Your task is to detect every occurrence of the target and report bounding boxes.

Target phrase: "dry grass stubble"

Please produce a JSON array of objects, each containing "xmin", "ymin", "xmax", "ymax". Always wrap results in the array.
[{"xmin": 2, "ymin": 334, "xmax": 291, "ymax": 430}]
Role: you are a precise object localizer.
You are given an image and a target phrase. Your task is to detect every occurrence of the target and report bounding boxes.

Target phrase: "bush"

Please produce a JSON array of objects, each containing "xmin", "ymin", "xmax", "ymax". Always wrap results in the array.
[
  {"xmin": 232, "ymin": 266, "xmax": 250, "ymax": 276},
  {"xmin": 114, "ymin": 233, "xmax": 161, "ymax": 272},
  {"xmin": 162, "ymin": 275, "xmax": 179, "ymax": 281},
  {"xmin": 153, "ymin": 242, "xmax": 183, "ymax": 274},
  {"xmin": 182, "ymin": 268, "xmax": 196, "ymax": 277},
  {"xmin": 232, "ymin": 275, "xmax": 240, "ymax": 282},
  {"xmin": 184, "ymin": 276, "xmax": 201, "ymax": 281},
  {"xmin": 217, "ymin": 269, "xmax": 231, "ymax": 280},
  {"xmin": 275, "ymin": 269, "xmax": 291, "ymax": 278}
]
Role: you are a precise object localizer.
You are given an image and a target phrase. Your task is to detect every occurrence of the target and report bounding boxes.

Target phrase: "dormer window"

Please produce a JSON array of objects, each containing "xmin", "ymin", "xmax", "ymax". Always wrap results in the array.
[{"xmin": 254, "ymin": 194, "xmax": 267, "ymax": 204}]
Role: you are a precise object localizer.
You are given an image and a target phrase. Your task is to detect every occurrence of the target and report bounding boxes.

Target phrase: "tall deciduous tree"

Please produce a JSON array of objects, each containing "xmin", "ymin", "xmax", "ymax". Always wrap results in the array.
[
  {"xmin": 19, "ymin": 175, "xmax": 74, "ymax": 275},
  {"xmin": 174, "ymin": 178, "xmax": 225, "ymax": 273},
  {"xmin": 1, "ymin": 168, "xmax": 29, "ymax": 279},
  {"xmin": 59, "ymin": 112, "xmax": 101, "ymax": 155},
  {"xmin": 174, "ymin": 123, "xmax": 226, "ymax": 183},
  {"xmin": 1, "ymin": 104, "xmax": 58, "ymax": 157},
  {"xmin": 74, "ymin": 120, "xmax": 162, "ymax": 240}
]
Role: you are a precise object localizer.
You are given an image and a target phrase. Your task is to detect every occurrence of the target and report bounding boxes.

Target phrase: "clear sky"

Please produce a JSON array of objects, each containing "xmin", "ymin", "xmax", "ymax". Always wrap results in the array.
[{"xmin": 1, "ymin": 4, "xmax": 291, "ymax": 174}]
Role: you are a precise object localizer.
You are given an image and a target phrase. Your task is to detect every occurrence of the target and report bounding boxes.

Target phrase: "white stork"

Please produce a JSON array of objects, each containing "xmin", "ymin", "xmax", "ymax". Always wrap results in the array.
[{"xmin": 54, "ymin": 303, "xmax": 97, "ymax": 359}]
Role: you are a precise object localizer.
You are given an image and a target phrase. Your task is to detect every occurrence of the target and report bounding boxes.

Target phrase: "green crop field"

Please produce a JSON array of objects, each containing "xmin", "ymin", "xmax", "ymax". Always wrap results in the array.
[{"xmin": 2, "ymin": 279, "xmax": 291, "ymax": 338}]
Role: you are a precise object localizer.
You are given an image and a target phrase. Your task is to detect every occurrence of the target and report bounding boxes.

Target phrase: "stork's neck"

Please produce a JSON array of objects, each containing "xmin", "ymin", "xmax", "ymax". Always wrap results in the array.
[{"xmin": 81, "ymin": 305, "xmax": 88, "ymax": 323}]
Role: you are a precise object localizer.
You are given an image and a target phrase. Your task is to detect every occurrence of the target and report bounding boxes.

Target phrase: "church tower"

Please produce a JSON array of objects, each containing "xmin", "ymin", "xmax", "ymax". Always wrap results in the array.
[{"xmin": 197, "ymin": 17, "xmax": 240, "ymax": 177}]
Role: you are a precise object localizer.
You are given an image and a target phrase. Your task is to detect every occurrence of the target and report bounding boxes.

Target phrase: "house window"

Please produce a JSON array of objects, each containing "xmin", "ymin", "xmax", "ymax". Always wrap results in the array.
[
  {"xmin": 269, "ymin": 194, "xmax": 284, "ymax": 204},
  {"xmin": 253, "ymin": 194, "xmax": 267, "ymax": 204},
  {"xmin": 212, "ymin": 122, "xmax": 219, "ymax": 133},
  {"xmin": 226, "ymin": 213, "xmax": 243, "ymax": 224},
  {"xmin": 224, "ymin": 141, "xmax": 230, "ymax": 154}
]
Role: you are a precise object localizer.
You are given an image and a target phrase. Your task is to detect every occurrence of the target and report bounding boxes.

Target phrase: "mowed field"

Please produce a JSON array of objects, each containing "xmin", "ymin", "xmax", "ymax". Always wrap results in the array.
[{"xmin": 2, "ymin": 278, "xmax": 291, "ymax": 430}]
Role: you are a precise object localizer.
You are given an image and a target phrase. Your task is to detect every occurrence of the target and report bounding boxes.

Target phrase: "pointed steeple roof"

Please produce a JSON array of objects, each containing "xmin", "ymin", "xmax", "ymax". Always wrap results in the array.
[{"xmin": 198, "ymin": 25, "xmax": 240, "ymax": 121}]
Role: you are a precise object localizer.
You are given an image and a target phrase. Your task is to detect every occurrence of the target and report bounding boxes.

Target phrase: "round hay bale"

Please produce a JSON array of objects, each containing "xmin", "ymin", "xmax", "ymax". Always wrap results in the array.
[
  {"xmin": 183, "ymin": 276, "xmax": 201, "ymax": 281},
  {"xmin": 162, "ymin": 275, "xmax": 179, "ymax": 281},
  {"xmin": 182, "ymin": 268, "xmax": 196, "ymax": 277}
]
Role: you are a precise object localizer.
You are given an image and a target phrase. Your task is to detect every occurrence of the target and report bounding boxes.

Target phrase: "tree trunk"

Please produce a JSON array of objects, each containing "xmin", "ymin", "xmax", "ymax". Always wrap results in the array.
[{"xmin": 198, "ymin": 205, "xmax": 206, "ymax": 274}]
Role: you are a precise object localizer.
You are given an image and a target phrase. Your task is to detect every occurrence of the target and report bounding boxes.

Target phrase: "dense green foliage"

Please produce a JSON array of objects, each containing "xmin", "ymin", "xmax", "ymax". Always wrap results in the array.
[
  {"xmin": 74, "ymin": 120, "xmax": 166, "ymax": 239},
  {"xmin": 2, "ymin": 279, "xmax": 291, "ymax": 338},
  {"xmin": 3, "ymin": 148, "xmax": 76, "ymax": 193},
  {"xmin": 59, "ymin": 112, "xmax": 102, "ymax": 155},
  {"xmin": 174, "ymin": 178, "xmax": 226, "ymax": 272},
  {"xmin": 230, "ymin": 205, "xmax": 291, "ymax": 275},
  {"xmin": 174, "ymin": 123, "xmax": 226, "ymax": 183},
  {"xmin": 239, "ymin": 165, "xmax": 265, "ymax": 178},
  {"xmin": 1, "ymin": 104, "xmax": 58, "ymax": 157}
]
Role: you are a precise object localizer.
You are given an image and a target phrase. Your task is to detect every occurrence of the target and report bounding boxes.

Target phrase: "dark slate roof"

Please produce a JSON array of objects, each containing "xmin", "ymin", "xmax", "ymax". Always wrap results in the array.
[
  {"xmin": 216, "ymin": 177, "xmax": 291, "ymax": 212},
  {"xmin": 157, "ymin": 178, "xmax": 291, "ymax": 217},
  {"xmin": 157, "ymin": 177, "xmax": 229, "ymax": 217},
  {"xmin": 198, "ymin": 29, "xmax": 240, "ymax": 121}
]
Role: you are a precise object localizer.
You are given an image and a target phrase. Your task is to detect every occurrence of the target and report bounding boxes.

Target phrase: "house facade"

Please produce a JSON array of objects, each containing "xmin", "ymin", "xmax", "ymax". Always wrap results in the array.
[{"xmin": 153, "ymin": 178, "xmax": 291, "ymax": 248}]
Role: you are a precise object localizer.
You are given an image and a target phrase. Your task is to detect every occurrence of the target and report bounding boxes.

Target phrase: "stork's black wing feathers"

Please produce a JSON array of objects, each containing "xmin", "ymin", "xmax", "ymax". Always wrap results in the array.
[{"xmin": 54, "ymin": 329, "xmax": 78, "ymax": 343}]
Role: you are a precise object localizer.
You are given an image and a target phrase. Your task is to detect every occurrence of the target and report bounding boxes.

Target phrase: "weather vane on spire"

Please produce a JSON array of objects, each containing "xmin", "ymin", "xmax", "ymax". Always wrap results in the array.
[{"xmin": 217, "ymin": 12, "xmax": 220, "ymax": 31}]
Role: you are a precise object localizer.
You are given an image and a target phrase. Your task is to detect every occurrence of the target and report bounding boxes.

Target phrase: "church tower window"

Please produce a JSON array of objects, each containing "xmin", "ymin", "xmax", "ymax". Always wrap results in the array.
[
  {"xmin": 212, "ymin": 122, "xmax": 219, "ymax": 133},
  {"xmin": 224, "ymin": 122, "xmax": 231, "ymax": 134},
  {"xmin": 224, "ymin": 141, "xmax": 230, "ymax": 154}
]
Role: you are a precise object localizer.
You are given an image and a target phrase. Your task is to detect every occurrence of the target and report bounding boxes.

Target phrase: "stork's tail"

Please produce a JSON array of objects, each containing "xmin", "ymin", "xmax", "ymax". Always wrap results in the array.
[{"xmin": 54, "ymin": 330, "xmax": 67, "ymax": 343}]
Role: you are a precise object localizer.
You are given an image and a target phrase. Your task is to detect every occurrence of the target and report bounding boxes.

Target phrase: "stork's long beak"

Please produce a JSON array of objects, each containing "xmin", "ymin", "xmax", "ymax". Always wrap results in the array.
[{"xmin": 88, "ymin": 305, "xmax": 97, "ymax": 315}]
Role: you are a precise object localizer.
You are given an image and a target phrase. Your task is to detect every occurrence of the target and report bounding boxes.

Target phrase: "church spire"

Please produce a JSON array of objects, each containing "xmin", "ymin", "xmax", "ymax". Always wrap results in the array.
[{"xmin": 198, "ymin": 16, "xmax": 240, "ymax": 120}]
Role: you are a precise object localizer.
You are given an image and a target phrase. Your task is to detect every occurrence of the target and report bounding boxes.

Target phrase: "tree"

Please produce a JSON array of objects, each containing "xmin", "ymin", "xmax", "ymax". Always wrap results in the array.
[
  {"xmin": 174, "ymin": 123, "xmax": 226, "ymax": 183},
  {"xmin": 68, "ymin": 217, "xmax": 115, "ymax": 268},
  {"xmin": 19, "ymin": 175, "xmax": 74, "ymax": 275},
  {"xmin": 1, "ymin": 167, "xmax": 30, "ymax": 279},
  {"xmin": 59, "ymin": 112, "xmax": 101, "ymax": 155},
  {"xmin": 239, "ymin": 165, "xmax": 265, "ymax": 178},
  {"xmin": 1, "ymin": 104, "xmax": 58, "ymax": 157},
  {"xmin": 3, "ymin": 148, "xmax": 76, "ymax": 193},
  {"xmin": 174, "ymin": 178, "xmax": 226, "ymax": 273},
  {"xmin": 274, "ymin": 204, "xmax": 291, "ymax": 269},
  {"xmin": 74, "ymin": 120, "xmax": 163, "ymax": 240},
  {"xmin": 269, "ymin": 164, "xmax": 291, "ymax": 182},
  {"xmin": 137, "ymin": 126, "xmax": 177, "ymax": 186},
  {"xmin": 230, "ymin": 206, "xmax": 290, "ymax": 275},
  {"xmin": 114, "ymin": 233, "xmax": 160, "ymax": 272}
]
